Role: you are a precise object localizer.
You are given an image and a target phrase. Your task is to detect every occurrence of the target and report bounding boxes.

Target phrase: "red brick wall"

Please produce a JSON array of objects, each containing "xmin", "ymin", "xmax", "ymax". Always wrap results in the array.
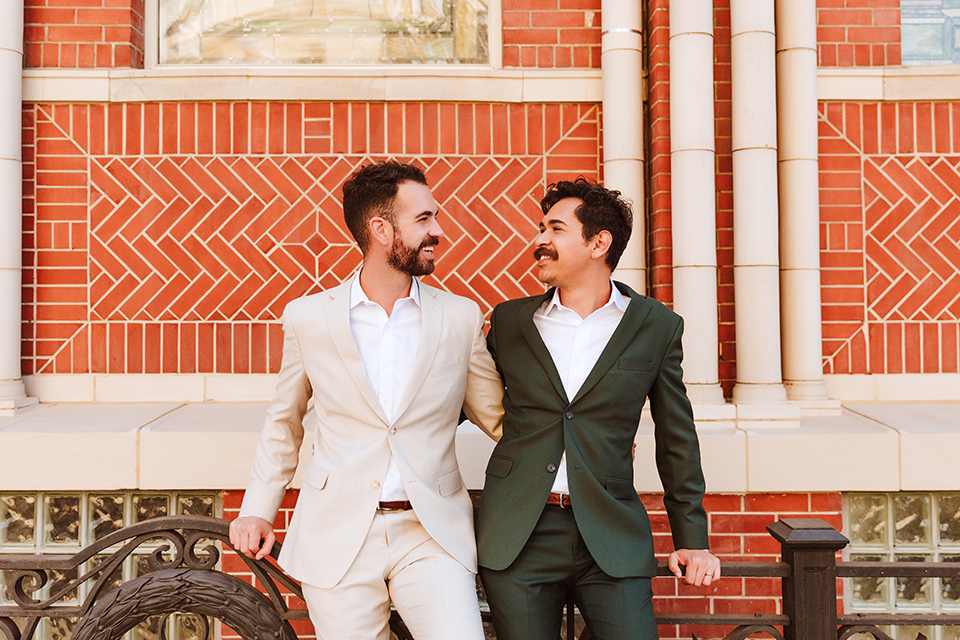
[
  {"xmin": 819, "ymin": 102, "xmax": 960, "ymax": 375},
  {"xmin": 816, "ymin": 0, "xmax": 900, "ymax": 66},
  {"xmin": 501, "ymin": 0, "xmax": 601, "ymax": 68},
  {"xmin": 24, "ymin": 0, "xmax": 145, "ymax": 68},
  {"xmin": 714, "ymin": 3, "xmax": 736, "ymax": 396},
  {"xmin": 221, "ymin": 490, "xmax": 843, "ymax": 640},
  {"xmin": 21, "ymin": 101, "xmax": 600, "ymax": 375},
  {"xmin": 646, "ymin": 0, "xmax": 672, "ymax": 307}
]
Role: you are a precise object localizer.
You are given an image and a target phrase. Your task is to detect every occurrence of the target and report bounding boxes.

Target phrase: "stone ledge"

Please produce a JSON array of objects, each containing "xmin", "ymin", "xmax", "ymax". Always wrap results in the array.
[
  {"xmin": 22, "ymin": 68, "xmax": 603, "ymax": 104},
  {"xmin": 3, "ymin": 401, "xmax": 956, "ymax": 493}
]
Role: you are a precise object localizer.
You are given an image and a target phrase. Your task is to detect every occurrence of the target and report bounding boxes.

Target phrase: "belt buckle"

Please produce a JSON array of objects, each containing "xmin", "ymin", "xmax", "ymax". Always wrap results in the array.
[{"xmin": 558, "ymin": 494, "xmax": 569, "ymax": 510}]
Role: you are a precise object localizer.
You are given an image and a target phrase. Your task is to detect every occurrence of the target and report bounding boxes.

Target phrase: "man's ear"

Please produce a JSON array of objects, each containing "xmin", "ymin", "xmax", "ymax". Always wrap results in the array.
[
  {"xmin": 590, "ymin": 230, "xmax": 613, "ymax": 262},
  {"xmin": 368, "ymin": 216, "xmax": 393, "ymax": 249}
]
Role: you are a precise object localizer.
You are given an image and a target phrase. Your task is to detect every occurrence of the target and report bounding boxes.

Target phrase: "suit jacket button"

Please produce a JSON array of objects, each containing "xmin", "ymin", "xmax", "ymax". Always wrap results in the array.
[
  {"xmin": 546, "ymin": 463, "xmax": 557, "ymax": 473},
  {"xmin": 564, "ymin": 410, "xmax": 575, "ymax": 420}
]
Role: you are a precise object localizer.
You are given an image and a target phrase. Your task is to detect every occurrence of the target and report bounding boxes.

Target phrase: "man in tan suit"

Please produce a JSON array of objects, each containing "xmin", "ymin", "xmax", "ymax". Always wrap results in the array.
[{"xmin": 230, "ymin": 161, "xmax": 503, "ymax": 640}]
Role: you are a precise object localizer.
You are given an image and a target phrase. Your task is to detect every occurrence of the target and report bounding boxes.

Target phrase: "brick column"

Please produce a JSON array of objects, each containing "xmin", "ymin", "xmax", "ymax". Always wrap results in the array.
[{"xmin": 0, "ymin": 2, "xmax": 36, "ymax": 415}]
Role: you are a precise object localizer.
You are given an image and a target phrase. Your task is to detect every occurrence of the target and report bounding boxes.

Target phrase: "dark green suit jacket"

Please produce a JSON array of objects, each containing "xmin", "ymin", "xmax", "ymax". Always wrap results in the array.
[{"xmin": 476, "ymin": 282, "xmax": 709, "ymax": 578}]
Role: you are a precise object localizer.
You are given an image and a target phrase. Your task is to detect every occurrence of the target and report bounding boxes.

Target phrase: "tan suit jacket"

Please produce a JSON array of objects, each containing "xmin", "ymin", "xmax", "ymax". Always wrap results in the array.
[{"xmin": 240, "ymin": 277, "xmax": 503, "ymax": 588}]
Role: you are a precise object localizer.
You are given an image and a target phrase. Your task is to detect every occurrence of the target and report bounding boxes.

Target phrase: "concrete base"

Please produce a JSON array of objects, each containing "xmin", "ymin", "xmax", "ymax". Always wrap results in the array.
[
  {"xmin": 692, "ymin": 401, "xmax": 739, "ymax": 422},
  {"xmin": 784, "ymin": 379, "xmax": 832, "ymax": 401},
  {"xmin": 0, "ymin": 379, "xmax": 39, "ymax": 416},
  {"xmin": 685, "ymin": 382, "xmax": 727, "ymax": 406},
  {"xmin": 731, "ymin": 381, "xmax": 789, "ymax": 405}
]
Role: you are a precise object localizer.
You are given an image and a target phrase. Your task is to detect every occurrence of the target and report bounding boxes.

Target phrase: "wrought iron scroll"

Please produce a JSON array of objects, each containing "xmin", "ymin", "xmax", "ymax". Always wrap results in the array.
[
  {"xmin": 838, "ymin": 625, "xmax": 896, "ymax": 640},
  {"xmin": 0, "ymin": 515, "xmax": 300, "ymax": 640}
]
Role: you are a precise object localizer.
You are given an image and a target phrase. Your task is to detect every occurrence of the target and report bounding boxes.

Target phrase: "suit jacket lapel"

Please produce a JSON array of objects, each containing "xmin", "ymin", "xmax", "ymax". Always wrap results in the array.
[
  {"xmin": 392, "ymin": 283, "xmax": 442, "ymax": 422},
  {"xmin": 326, "ymin": 280, "xmax": 390, "ymax": 426},
  {"xmin": 570, "ymin": 283, "xmax": 652, "ymax": 404},
  {"xmin": 518, "ymin": 290, "xmax": 569, "ymax": 403}
]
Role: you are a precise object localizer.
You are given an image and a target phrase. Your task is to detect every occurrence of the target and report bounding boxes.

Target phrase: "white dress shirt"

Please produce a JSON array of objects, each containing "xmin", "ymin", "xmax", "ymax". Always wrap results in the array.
[
  {"xmin": 533, "ymin": 281, "xmax": 628, "ymax": 495},
  {"xmin": 349, "ymin": 272, "xmax": 422, "ymax": 502}
]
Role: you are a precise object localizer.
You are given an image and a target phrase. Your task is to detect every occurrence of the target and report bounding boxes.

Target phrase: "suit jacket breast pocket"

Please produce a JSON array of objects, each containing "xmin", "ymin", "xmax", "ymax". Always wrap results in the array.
[
  {"xmin": 618, "ymin": 358, "xmax": 655, "ymax": 372},
  {"xmin": 303, "ymin": 463, "xmax": 329, "ymax": 490},
  {"xmin": 485, "ymin": 455, "xmax": 514, "ymax": 478},
  {"xmin": 427, "ymin": 360, "xmax": 465, "ymax": 379}
]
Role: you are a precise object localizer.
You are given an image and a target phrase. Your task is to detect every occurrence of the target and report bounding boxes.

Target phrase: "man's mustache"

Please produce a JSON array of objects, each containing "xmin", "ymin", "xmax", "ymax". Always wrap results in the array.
[
  {"xmin": 534, "ymin": 247, "xmax": 558, "ymax": 261},
  {"xmin": 420, "ymin": 237, "xmax": 440, "ymax": 249}
]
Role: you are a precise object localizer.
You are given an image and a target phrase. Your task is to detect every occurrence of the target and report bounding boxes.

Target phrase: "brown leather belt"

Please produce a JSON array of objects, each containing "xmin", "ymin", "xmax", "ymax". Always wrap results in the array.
[
  {"xmin": 546, "ymin": 493, "xmax": 572, "ymax": 509},
  {"xmin": 378, "ymin": 501, "xmax": 413, "ymax": 512}
]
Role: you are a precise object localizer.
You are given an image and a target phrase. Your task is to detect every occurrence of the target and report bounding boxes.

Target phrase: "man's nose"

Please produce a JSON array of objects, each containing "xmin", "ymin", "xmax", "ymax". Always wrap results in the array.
[{"xmin": 431, "ymin": 217, "xmax": 445, "ymax": 240}]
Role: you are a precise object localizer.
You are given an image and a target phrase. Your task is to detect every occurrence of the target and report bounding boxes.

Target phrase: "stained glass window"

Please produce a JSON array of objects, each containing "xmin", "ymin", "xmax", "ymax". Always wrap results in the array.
[
  {"xmin": 159, "ymin": 0, "xmax": 489, "ymax": 65},
  {"xmin": 902, "ymin": 0, "xmax": 960, "ymax": 65}
]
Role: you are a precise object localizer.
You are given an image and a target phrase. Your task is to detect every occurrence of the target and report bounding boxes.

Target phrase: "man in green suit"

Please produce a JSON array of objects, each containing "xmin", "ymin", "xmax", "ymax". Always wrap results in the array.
[{"xmin": 477, "ymin": 179, "xmax": 720, "ymax": 640}]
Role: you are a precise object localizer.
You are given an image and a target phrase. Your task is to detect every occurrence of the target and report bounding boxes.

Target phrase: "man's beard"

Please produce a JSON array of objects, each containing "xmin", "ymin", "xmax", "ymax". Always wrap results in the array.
[{"xmin": 389, "ymin": 233, "xmax": 439, "ymax": 277}]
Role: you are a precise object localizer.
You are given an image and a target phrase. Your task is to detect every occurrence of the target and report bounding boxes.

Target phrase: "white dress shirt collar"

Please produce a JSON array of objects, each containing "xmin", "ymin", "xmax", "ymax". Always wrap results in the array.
[
  {"xmin": 350, "ymin": 271, "xmax": 421, "ymax": 311},
  {"xmin": 540, "ymin": 279, "xmax": 628, "ymax": 317}
]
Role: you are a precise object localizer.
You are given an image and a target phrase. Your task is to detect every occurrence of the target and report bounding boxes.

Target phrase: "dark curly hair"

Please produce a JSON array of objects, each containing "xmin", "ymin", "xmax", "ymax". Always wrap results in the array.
[
  {"xmin": 540, "ymin": 178, "xmax": 633, "ymax": 270},
  {"xmin": 341, "ymin": 161, "xmax": 429, "ymax": 252}
]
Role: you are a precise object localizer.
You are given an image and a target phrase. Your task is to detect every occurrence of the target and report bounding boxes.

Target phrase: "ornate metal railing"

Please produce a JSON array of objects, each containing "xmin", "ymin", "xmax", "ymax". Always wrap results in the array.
[{"xmin": 1, "ymin": 516, "xmax": 958, "ymax": 640}]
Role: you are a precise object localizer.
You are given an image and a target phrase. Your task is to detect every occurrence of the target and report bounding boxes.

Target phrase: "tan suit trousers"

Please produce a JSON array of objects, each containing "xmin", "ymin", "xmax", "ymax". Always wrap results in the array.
[{"xmin": 301, "ymin": 510, "xmax": 485, "ymax": 640}]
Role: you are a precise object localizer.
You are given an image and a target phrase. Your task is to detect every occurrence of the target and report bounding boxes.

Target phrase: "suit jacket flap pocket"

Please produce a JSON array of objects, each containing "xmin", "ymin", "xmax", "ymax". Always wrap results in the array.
[
  {"xmin": 618, "ymin": 358, "xmax": 654, "ymax": 372},
  {"xmin": 605, "ymin": 476, "xmax": 636, "ymax": 500},
  {"xmin": 485, "ymin": 455, "xmax": 514, "ymax": 478},
  {"xmin": 303, "ymin": 463, "xmax": 329, "ymax": 490},
  {"xmin": 438, "ymin": 470, "xmax": 463, "ymax": 497}
]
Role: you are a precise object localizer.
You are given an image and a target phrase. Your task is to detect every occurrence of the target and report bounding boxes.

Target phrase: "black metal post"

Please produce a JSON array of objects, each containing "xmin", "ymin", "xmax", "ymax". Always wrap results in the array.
[{"xmin": 767, "ymin": 518, "xmax": 849, "ymax": 640}]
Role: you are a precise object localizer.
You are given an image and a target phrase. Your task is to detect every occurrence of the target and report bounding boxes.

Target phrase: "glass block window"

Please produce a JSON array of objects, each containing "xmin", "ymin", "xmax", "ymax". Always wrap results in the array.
[
  {"xmin": 159, "ymin": 0, "xmax": 489, "ymax": 65},
  {"xmin": 0, "ymin": 492, "xmax": 219, "ymax": 640},
  {"xmin": 902, "ymin": 0, "xmax": 960, "ymax": 65},
  {"xmin": 845, "ymin": 492, "xmax": 960, "ymax": 640}
]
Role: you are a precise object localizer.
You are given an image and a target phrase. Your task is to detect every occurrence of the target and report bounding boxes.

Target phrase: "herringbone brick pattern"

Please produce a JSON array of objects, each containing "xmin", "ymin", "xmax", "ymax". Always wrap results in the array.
[
  {"xmin": 820, "ymin": 102, "xmax": 960, "ymax": 374},
  {"xmin": 22, "ymin": 102, "xmax": 600, "ymax": 375}
]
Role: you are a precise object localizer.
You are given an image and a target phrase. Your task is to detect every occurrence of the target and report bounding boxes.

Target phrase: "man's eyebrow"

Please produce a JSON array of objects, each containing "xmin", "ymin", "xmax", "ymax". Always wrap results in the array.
[{"xmin": 543, "ymin": 218, "xmax": 567, "ymax": 227}]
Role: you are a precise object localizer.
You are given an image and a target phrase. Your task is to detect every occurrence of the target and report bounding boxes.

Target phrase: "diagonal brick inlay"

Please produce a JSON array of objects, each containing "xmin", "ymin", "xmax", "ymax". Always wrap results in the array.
[
  {"xmin": 864, "ymin": 156, "xmax": 960, "ymax": 322},
  {"xmin": 88, "ymin": 155, "xmax": 545, "ymax": 322}
]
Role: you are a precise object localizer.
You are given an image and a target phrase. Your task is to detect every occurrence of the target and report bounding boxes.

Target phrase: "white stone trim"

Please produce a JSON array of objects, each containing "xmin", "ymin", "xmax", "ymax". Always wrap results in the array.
[
  {"xmin": 26, "ymin": 373, "xmax": 960, "ymax": 406},
  {"xmin": 22, "ymin": 68, "xmax": 602, "ymax": 104},
  {"xmin": 817, "ymin": 66, "xmax": 960, "ymax": 101},
  {"xmin": 824, "ymin": 374, "xmax": 960, "ymax": 402},
  {"xmin": 22, "ymin": 64, "xmax": 960, "ymax": 106}
]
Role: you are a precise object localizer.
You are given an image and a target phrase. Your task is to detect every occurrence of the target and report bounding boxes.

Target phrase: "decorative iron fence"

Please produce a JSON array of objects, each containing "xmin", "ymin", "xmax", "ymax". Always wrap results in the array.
[{"xmin": 1, "ymin": 516, "xmax": 958, "ymax": 640}]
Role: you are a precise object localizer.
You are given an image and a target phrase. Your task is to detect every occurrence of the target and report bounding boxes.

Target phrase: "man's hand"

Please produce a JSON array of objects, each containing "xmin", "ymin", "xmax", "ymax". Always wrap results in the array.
[
  {"xmin": 668, "ymin": 548, "xmax": 721, "ymax": 586},
  {"xmin": 229, "ymin": 516, "xmax": 276, "ymax": 560}
]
